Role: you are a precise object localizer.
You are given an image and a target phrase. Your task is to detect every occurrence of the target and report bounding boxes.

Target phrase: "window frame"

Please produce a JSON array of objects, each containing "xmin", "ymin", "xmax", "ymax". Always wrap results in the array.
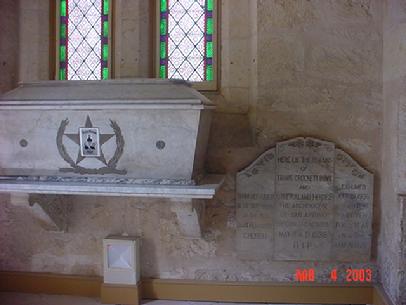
[
  {"xmin": 154, "ymin": 0, "xmax": 218, "ymax": 91},
  {"xmin": 54, "ymin": 0, "xmax": 114, "ymax": 80}
]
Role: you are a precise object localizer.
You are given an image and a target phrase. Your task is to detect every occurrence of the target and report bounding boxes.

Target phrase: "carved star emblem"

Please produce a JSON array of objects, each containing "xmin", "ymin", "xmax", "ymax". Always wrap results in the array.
[{"xmin": 64, "ymin": 116, "xmax": 114, "ymax": 165}]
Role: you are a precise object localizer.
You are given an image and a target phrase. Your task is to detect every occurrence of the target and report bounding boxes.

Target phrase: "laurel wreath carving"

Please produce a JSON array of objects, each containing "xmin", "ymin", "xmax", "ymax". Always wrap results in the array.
[
  {"xmin": 57, "ymin": 119, "xmax": 77, "ymax": 169},
  {"xmin": 107, "ymin": 120, "xmax": 124, "ymax": 169},
  {"xmin": 56, "ymin": 118, "xmax": 127, "ymax": 175}
]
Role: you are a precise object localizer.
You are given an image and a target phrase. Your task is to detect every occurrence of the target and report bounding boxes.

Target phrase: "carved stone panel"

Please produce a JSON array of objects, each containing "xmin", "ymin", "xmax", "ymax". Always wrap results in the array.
[
  {"xmin": 236, "ymin": 149, "xmax": 276, "ymax": 260},
  {"xmin": 274, "ymin": 138, "xmax": 335, "ymax": 260},
  {"xmin": 236, "ymin": 137, "xmax": 373, "ymax": 261},
  {"xmin": 332, "ymin": 149, "xmax": 373, "ymax": 261}
]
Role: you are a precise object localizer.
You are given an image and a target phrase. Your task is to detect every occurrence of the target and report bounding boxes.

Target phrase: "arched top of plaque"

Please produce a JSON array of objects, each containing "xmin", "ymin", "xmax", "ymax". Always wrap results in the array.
[
  {"xmin": 238, "ymin": 137, "xmax": 372, "ymax": 179},
  {"xmin": 237, "ymin": 148, "xmax": 276, "ymax": 179},
  {"xmin": 236, "ymin": 137, "xmax": 373, "ymax": 262}
]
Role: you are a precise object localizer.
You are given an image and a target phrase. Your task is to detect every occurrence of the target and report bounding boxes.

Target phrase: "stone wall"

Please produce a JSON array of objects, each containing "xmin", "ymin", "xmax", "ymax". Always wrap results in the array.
[
  {"xmin": 380, "ymin": 1, "xmax": 406, "ymax": 303},
  {"xmin": 18, "ymin": 0, "xmax": 49, "ymax": 82},
  {"xmin": 0, "ymin": 0, "xmax": 19, "ymax": 93},
  {"xmin": 2, "ymin": 1, "xmax": 405, "ymax": 303},
  {"xmin": 113, "ymin": 0, "xmax": 151, "ymax": 78}
]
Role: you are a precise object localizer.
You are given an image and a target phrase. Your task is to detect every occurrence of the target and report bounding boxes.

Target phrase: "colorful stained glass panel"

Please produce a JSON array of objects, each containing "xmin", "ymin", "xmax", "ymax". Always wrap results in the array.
[
  {"xmin": 159, "ymin": 0, "xmax": 214, "ymax": 82},
  {"xmin": 58, "ymin": 0, "xmax": 109, "ymax": 80}
]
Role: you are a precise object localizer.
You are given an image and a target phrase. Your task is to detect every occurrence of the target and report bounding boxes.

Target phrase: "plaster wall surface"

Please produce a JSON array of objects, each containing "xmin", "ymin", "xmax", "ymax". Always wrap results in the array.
[{"xmin": 0, "ymin": 0, "xmax": 400, "ymax": 299}]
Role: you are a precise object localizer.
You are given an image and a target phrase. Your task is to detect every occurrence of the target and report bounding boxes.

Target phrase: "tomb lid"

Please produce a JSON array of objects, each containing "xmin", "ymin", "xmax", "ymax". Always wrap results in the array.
[{"xmin": 0, "ymin": 79, "xmax": 214, "ymax": 109}]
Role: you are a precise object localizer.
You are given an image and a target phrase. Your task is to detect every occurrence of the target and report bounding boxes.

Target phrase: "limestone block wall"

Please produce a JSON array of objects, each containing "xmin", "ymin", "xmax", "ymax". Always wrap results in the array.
[
  {"xmin": 113, "ymin": 0, "xmax": 151, "ymax": 78},
  {"xmin": 251, "ymin": 0, "xmax": 387, "ymax": 288},
  {"xmin": 381, "ymin": 1, "xmax": 406, "ymax": 304},
  {"xmin": 18, "ymin": 0, "xmax": 49, "ymax": 83},
  {"xmin": 206, "ymin": 0, "xmax": 382, "ymax": 283},
  {"xmin": 208, "ymin": 0, "xmax": 256, "ymax": 114},
  {"xmin": 2, "ymin": 2, "xmax": 405, "ymax": 304},
  {"xmin": 0, "ymin": 0, "xmax": 19, "ymax": 94},
  {"xmin": 255, "ymin": 0, "xmax": 382, "ymax": 172}
]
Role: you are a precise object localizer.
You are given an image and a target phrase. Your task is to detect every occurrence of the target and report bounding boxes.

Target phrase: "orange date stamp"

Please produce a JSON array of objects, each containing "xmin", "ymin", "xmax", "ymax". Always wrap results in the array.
[{"xmin": 295, "ymin": 268, "xmax": 373, "ymax": 282}]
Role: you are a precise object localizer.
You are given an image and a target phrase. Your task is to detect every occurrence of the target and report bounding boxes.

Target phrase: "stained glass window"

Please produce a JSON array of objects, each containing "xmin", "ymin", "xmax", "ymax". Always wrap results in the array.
[
  {"xmin": 58, "ymin": 0, "xmax": 110, "ymax": 80},
  {"xmin": 159, "ymin": 0, "xmax": 215, "ymax": 83}
]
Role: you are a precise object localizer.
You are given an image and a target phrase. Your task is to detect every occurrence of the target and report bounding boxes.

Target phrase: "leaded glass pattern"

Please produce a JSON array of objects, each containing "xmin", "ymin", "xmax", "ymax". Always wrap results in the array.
[
  {"xmin": 159, "ymin": 0, "xmax": 214, "ymax": 82},
  {"xmin": 59, "ymin": 0, "xmax": 109, "ymax": 80}
]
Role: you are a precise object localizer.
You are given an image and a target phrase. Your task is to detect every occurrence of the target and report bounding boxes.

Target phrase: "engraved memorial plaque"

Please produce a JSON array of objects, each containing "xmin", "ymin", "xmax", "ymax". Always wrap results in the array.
[
  {"xmin": 332, "ymin": 149, "xmax": 373, "ymax": 261},
  {"xmin": 236, "ymin": 150, "xmax": 276, "ymax": 259},
  {"xmin": 274, "ymin": 138, "xmax": 335, "ymax": 260},
  {"xmin": 236, "ymin": 137, "xmax": 373, "ymax": 261}
]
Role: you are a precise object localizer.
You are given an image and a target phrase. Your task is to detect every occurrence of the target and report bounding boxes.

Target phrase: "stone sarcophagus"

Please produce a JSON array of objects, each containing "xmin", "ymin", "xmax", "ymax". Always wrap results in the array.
[{"xmin": 0, "ymin": 79, "xmax": 222, "ymax": 199}]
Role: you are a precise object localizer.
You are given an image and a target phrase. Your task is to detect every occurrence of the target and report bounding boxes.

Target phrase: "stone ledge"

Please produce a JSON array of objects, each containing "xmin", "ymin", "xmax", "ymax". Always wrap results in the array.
[{"xmin": 0, "ymin": 175, "xmax": 224, "ymax": 199}]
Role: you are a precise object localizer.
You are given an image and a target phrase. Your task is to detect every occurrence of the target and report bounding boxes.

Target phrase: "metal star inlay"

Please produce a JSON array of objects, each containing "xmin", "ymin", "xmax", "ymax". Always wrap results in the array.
[{"xmin": 64, "ymin": 116, "xmax": 114, "ymax": 165}]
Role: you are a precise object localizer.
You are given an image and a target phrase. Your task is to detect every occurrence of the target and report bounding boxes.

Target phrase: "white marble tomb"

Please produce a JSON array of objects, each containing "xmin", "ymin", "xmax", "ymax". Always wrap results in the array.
[
  {"xmin": 0, "ymin": 79, "xmax": 223, "ymax": 235},
  {"xmin": 0, "ymin": 79, "xmax": 223, "ymax": 199}
]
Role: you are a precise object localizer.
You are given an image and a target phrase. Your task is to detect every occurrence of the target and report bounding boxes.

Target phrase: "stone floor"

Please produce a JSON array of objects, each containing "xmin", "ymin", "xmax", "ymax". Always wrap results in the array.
[{"xmin": 0, "ymin": 292, "xmax": 301, "ymax": 305}]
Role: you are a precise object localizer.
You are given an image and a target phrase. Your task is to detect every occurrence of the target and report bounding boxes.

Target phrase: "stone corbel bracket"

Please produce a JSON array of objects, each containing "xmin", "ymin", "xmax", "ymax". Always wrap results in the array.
[{"xmin": 10, "ymin": 193, "xmax": 72, "ymax": 232}]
